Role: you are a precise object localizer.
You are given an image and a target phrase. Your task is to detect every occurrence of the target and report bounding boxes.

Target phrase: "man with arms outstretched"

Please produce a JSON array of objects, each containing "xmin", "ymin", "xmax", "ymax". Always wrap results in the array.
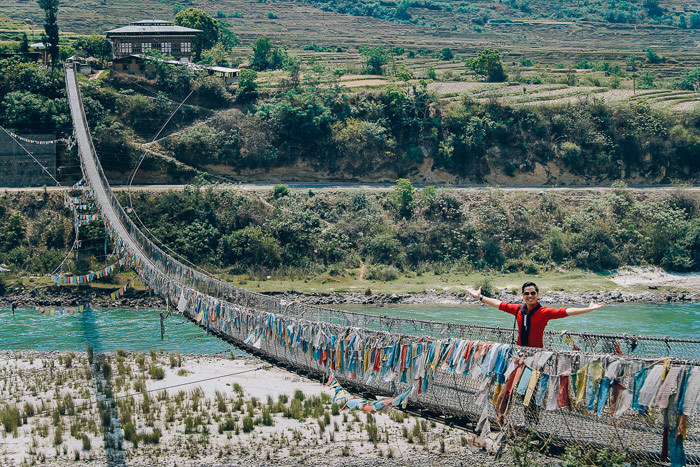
[{"xmin": 466, "ymin": 282, "xmax": 605, "ymax": 348}]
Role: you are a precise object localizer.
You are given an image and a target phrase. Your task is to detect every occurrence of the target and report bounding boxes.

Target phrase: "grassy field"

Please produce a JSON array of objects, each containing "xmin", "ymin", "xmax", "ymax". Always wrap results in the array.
[{"xmin": 219, "ymin": 268, "xmax": 624, "ymax": 295}]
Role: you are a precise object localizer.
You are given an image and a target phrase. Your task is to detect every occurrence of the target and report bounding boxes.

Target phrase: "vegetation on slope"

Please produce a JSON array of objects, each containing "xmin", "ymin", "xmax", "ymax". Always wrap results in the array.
[
  {"xmin": 289, "ymin": 0, "xmax": 697, "ymax": 29},
  {"xmin": 2, "ymin": 186, "xmax": 699, "ymax": 291}
]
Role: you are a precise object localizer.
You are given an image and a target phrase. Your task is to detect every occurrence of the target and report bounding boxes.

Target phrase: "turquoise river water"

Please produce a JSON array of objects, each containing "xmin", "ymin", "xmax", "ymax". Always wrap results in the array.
[{"xmin": 0, "ymin": 303, "xmax": 698, "ymax": 354}]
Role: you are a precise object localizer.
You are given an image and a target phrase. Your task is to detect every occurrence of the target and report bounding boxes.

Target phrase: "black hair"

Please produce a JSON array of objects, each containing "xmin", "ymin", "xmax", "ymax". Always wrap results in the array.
[{"xmin": 522, "ymin": 281, "xmax": 539, "ymax": 293}]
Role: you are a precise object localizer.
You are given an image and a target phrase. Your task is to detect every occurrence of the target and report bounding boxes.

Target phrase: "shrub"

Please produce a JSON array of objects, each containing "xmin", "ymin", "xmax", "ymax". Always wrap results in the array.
[
  {"xmin": 219, "ymin": 226, "xmax": 281, "ymax": 269},
  {"xmin": 148, "ymin": 365, "xmax": 165, "ymax": 380},
  {"xmin": 0, "ymin": 406, "xmax": 21, "ymax": 434},
  {"xmin": 273, "ymin": 185, "xmax": 289, "ymax": 198},
  {"xmin": 242, "ymin": 416, "xmax": 254, "ymax": 433},
  {"xmin": 366, "ymin": 265, "xmax": 400, "ymax": 281},
  {"xmin": 81, "ymin": 434, "xmax": 91, "ymax": 451},
  {"xmin": 262, "ymin": 408, "xmax": 273, "ymax": 426},
  {"xmin": 140, "ymin": 428, "xmax": 162, "ymax": 444}
]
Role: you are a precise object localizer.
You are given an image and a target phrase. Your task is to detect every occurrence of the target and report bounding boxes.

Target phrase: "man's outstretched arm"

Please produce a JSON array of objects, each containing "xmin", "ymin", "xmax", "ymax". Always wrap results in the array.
[
  {"xmin": 465, "ymin": 286, "xmax": 502, "ymax": 308},
  {"xmin": 565, "ymin": 300, "xmax": 606, "ymax": 316}
]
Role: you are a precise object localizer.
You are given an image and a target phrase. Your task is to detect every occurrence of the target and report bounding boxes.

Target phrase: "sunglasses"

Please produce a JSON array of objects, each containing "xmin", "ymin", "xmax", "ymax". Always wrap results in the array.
[{"xmin": 523, "ymin": 291, "xmax": 537, "ymax": 296}]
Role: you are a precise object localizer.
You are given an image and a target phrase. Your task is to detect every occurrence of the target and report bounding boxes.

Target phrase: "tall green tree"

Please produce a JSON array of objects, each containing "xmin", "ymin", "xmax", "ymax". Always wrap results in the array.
[
  {"xmin": 250, "ymin": 37, "xmax": 285, "ymax": 71},
  {"xmin": 468, "ymin": 49, "xmax": 507, "ymax": 82},
  {"xmin": 37, "ymin": 0, "xmax": 60, "ymax": 66},
  {"xmin": 73, "ymin": 34, "xmax": 113, "ymax": 64},
  {"xmin": 174, "ymin": 8, "xmax": 218, "ymax": 61},
  {"xmin": 19, "ymin": 33, "xmax": 30, "ymax": 54},
  {"xmin": 359, "ymin": 46, "xmax": 387, "ymax": 75}
]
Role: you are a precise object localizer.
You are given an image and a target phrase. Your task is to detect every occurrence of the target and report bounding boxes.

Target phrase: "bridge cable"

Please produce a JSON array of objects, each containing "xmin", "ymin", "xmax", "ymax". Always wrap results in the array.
[
  {"xmin": 0, "ymin": 124, "xmax": 82, "ymax": 305},
  {"xmin": 0, "ymin": 124, "xmax": 63, "ymax": 187},
  {"xmin": 123, "ymin": 89, "xmax": 223, "ymax": 277}
]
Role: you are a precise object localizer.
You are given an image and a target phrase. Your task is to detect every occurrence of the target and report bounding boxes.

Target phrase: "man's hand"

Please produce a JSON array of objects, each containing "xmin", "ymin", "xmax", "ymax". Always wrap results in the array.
[
  {"xmin": 566, "ymin": 301, "xmax": 606, "ymax": 316},
  {"xmin": 466, "ymin": 286, "xmax": 482, "ymax": 300}
]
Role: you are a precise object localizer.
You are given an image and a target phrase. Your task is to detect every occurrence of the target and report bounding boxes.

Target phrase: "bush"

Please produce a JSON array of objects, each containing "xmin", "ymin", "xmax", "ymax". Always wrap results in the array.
[
  {"xmin": 0, "ymin": 406, "xmax": 21, "ymax": 434},
  {"xmin": 148, "ymin": 365, "xmax": 165, "ymax": 380},
  {"xmin": 219, "ymin": 226, "xmax": 281, "ymax": 269},
  {"xmin": 192, "ymin": 77, "xmax": 233, "ymax": 108},
  {"xmin": 366, "ymin": 265, "xmax": 400, "ymax": 281},
  {"xmin": 140, "ymin": 428, "xmax": 162, "ymax": 444},
  {"xmin": 273, "ymin": 185, "xmax": 289, "ymax": 198},
  {"xmin": 81, "ymin": 434, "xmax": 91, "ymax": 451},
  {"xmin": 689, "ymin": 13, "xmax": 700, "ymax": 28},
  {"xmin": 363, "ymin": 233, "xmax": 403, "ymax": 265},
  {"xmin": 242, "ymin": 416, "xmax": 254, "ymax": 433},
  {"xmin": 0, "ymin": 275, "xmax": 6, "ymax": 296}
]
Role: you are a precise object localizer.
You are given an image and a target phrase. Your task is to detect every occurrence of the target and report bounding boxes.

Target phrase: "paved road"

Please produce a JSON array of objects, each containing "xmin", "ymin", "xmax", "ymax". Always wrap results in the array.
[{"xmin": 3, "ymin": 183, "xmax": 699, "ymax": 192}]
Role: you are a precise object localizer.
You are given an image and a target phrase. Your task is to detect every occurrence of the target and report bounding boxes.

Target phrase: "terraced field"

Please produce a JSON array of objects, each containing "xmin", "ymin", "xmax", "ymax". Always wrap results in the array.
[
  {"xmin": 3, "ymin": 0, "xmax": 699, "ymax": 112},
  {"xmin": 4, "ymin": 0, "xmax": 700, "ymax": 76}
]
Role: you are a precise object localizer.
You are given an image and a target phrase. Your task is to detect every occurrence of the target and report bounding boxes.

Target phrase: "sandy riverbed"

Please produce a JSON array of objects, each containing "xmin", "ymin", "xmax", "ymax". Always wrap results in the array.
[{"xmin": 0, "ymin": 351, "xmax": 547, "ymax": 466}]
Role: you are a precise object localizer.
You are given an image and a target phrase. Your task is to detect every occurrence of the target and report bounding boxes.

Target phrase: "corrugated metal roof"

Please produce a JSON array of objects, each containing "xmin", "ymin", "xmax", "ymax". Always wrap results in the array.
[
  {"xmin": 207, "ymin": 66, "xmax": 241, "ymax": 73},
  {"xmin": 105, "ymin": 25, "xmax": 202, "ymax": 35}
]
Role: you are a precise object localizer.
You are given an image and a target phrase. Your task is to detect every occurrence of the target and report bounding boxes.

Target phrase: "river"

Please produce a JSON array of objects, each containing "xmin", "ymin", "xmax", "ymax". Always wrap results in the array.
[{"xmin": 0, "ymin": 303, "xmax": 697, "ymax": 354}]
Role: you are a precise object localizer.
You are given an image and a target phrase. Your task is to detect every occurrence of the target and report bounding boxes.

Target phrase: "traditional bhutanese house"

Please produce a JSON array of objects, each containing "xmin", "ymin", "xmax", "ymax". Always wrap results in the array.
[{"xmin": 105, "ymin": 19, "xmax": 201, "ymax": 60}]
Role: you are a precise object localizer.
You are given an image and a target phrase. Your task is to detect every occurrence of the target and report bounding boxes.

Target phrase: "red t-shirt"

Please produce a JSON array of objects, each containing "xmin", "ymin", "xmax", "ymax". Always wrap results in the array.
[{"xmin": 499, "ymin": 302, "xmax": 568, "ymax": 348}]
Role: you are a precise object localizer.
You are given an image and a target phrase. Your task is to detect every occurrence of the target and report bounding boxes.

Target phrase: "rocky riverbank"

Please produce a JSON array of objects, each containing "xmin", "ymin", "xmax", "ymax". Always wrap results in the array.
[
  {"xmin": 1, "ymin": 284, "xmax": 698, "ymax": 311},
  {"xmin": 275, "ymin": 288, "xmax": 700, "ymax": 306}
]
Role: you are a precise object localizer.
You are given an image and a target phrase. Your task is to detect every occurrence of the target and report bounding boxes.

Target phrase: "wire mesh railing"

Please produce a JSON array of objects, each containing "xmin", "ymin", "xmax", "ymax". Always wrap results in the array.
[{"xmin": 65, "ymin": 64, "xmax": 700, "ymax": 465}]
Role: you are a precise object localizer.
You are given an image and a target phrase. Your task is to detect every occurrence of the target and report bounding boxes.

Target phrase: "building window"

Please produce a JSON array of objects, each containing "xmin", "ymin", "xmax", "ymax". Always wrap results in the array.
[
  {"xmin": 118, "ymin": 42, "xmax": 132, "ymax": 55},
  {"xmin": 161, "ymin": 42, "xmax": 172, "ymax": 54},
  {"xmin": 142, "ymin": 43, "xmax": 151, "ymax": 53},
  {"xmin": 181, "ymin": 42, "xmax": 191, "ymax": 53}
]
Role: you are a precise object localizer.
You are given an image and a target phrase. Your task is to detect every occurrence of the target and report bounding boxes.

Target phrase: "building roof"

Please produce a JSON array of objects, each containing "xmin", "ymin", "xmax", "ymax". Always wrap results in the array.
[
  {"xmin": 29, "ymin": 42, "xmax": 47, "ymax": 49},
  {"xmin": 206, "ymin": 66, "xmax": 241, "ymax": 74},
  {"xmin": 105, "ymin": 19, "xmax": 202, "ymax": 35}
]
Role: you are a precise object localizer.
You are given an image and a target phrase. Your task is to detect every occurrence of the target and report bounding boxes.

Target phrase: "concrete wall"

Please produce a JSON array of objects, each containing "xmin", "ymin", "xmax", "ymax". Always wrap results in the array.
[{"xmin": 0, "ymin": 131, "xmax": 57, "ymax": 187}]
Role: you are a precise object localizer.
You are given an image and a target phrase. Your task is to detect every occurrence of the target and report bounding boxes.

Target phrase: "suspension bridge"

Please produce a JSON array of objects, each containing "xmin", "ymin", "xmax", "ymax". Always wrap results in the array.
[{"xmin": 62, "ymin": 63, "xmax": 699, "ymax": 465}]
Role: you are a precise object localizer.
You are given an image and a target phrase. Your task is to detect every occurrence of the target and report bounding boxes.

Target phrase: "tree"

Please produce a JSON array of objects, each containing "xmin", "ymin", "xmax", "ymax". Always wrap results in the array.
[
  {"xmin": 690, "ymin": 13, "xmax": 700, "ymax": 29},
  {"xmin": 440, "ymin": 47, "xmax": 453, "ymax": 61},
  {"xmin": 19, "ymin": 33, "xmax": 30, "ymax": 55},
  {"xmin": 174, "ymin": 8, "xmax": 218, "ymax": 61},
  {"xmin": 250, "ymin": 37, "xmax": 285, "ymax": 71},
  {"xmin": 201, "ymin": 42, "xmax": 229, "ymax": 66},
  {"xmin": 217, "ymin": 20, "xmax": 240, "ymax": 49},
  {"xmin": 73, "ymin": 34, "xmax": 113, "ymax": 65},
  {"xmin": 395, "ymin": 0, "xmax": 411, "ymax": 20},
  {"xmin": 468, "ymin": 49, "xmax": 507, "ymax": 82},
  {"xmin": 220, "ymin": 226, "xmax": 281, "ymax": 269},
  {"xmin": 359, "ymin": 46, "xmax": 387, "ymax": 75},
  {"xmin": 37, "ymin": 0, "xmax": 60, "ymax": 66},
  {"xmin": 643, "ymin": 0, "xmax": 663, "ymax": 18},
  {"xmin": 645, "ymin": 48, "xmax": 663, "ymax": 64},
  {"xmin": 678, "ymin": 68, "xmax": 700, "ymax": 91},
  {"xmin": 236, "ymin": 68, "xmax": 258, "ymax": 102},
  {"xmin": 391, "ymin": 178, "xmax": 415, "ymax": 219}
]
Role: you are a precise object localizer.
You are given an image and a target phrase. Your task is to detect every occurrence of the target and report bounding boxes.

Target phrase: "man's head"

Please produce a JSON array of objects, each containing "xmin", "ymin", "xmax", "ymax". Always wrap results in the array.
[{"xmin": 522, "ymin": 282, "xmax": 539, "ymax": 307}]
